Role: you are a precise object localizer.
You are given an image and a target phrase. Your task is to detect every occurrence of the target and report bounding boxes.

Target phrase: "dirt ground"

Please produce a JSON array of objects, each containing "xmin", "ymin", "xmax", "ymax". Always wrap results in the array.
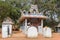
[{"xmin": 0, "ymin": 31, "xmax": 60, "ymax": 40}]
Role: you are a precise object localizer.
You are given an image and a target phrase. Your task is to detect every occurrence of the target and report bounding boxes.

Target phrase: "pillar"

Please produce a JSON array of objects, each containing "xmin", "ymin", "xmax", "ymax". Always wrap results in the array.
[
  {"xmin": 38, "ymin": 19, "xmax": 43, "ymax": 34},
  {"xmin": 41, "ymin": 19, "xmax": 43, "ymax": 27},
  {"xmin": 41, "ymin": 19, "xmax": 43, "ymax": 33},
  {"xmin": 25, "ymin": 19, "xmax": 27, "ymax": 34},
  {"xmin": 40, "ymin": 19, "xmax": 43, "ymax": 34}
]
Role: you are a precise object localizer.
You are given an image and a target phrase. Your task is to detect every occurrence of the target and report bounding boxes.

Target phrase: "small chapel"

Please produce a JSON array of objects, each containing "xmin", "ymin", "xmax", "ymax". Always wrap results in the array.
[{"xmin": 19, "ymin": 5, "xmax": 48, "ymax": 34}]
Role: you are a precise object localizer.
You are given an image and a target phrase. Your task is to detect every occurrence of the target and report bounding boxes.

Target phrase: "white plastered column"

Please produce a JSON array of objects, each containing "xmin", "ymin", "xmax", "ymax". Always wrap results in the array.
[
  {"xmin": 38, "ymin": 19, "xmax": 43, "ymax": 34},
  {"xmin": 41, "ymin": 19, "xmax": 43, "ymax": 27},
  {"xmin": 25, "ymin": 19, "xmax": 27, "ymax": 34},
  {"xmin": 41, "ymin": 19, "xmax": 43, "ymax": 34}
]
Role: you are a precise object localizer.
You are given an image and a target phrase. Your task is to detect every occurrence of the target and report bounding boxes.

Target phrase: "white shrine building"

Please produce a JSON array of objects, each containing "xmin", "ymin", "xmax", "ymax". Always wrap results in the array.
[
  {"xmin": 2, "ymin": 17, "xmax": 14, "ymax": 38},
  {"xmin": 19, "ymin": 5, "xmax": 48, "ymax": 34}
]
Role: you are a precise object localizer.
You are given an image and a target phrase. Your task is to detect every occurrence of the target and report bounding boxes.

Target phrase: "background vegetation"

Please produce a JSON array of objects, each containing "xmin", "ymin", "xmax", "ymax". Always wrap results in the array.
[{"xmin": 0, "ymin": 0, "xmax": 60, "ymax": 30}]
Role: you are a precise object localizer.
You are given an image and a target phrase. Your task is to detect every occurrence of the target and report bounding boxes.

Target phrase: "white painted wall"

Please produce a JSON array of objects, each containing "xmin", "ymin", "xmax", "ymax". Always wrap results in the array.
[
  {"xmin": 27, "ymin": 26, "xmax": 38, "ymax": 38},
  {"xmin": 2, "ymin": 25, "xmax": 8, "ymax": 38},
  {"xmin": 43, "ymin": 27, "xmax": 52, "ymax": 37},
  {"xmin": 2, "ymin": 24, "xmax": 12, "ymax": 38}
]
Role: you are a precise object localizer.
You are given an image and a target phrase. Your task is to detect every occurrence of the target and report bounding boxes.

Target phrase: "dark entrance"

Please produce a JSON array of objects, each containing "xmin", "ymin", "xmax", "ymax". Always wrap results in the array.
[{"xmin": 27, "ymin": 18, "xmax": 41, "ymax": 28}]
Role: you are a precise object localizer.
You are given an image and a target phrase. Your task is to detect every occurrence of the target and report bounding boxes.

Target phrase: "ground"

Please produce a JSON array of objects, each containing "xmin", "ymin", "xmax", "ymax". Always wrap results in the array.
[{"xmin": 0, "ymin": 31, "xmax": 60, "ymax": 40}]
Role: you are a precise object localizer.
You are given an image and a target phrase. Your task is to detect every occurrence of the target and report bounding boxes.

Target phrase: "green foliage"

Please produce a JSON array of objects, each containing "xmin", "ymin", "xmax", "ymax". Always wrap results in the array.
[
  {"xmin": 32, "ymin": 0, "xmax": 60, "ymax": 28},
  {"xmin": 0, "ymin": 1, "xmax": 21, "ymax": 24},
  {"xmin": 0, "ymin": 0, "xmax": 60, "ymax": 29}
]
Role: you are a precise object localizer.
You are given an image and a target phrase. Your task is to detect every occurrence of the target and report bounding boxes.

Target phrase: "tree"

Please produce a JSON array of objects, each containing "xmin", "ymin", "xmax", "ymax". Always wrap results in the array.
[
  {"xmin": 31, "ymin": 0, "xmax": 60, "ymax": 29},
  {"xmin": 0, "ymin": 1, "xmax": 21, "ymax": 27},
  {"xmin": 0, "ymin": 0, "xmax": 60, "ymax": 29}
]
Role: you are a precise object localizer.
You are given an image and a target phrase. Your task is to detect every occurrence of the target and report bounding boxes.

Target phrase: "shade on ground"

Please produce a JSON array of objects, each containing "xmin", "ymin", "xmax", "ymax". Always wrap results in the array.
[{"xmin": 0, "ymin": 31, "xmax": 60, "ymax": 40}]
